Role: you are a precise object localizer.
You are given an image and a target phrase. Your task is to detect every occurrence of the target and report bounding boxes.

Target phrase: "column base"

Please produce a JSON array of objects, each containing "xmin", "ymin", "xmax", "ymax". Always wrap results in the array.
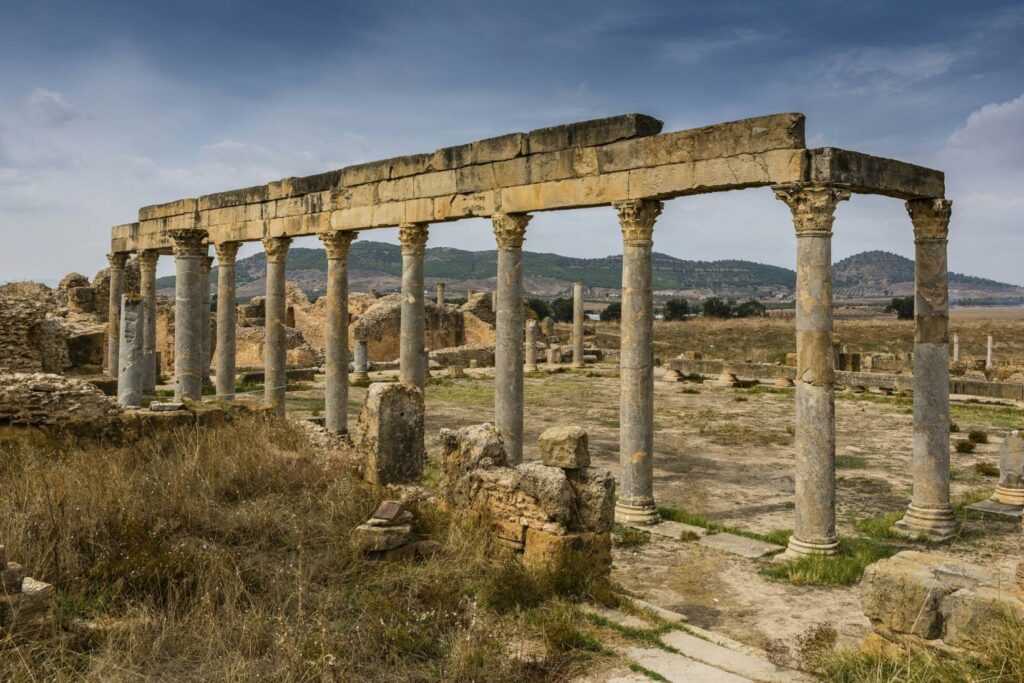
[
  {"xmin": 216, "ymin": 394, "xmax": 236, "ymax": 402},
  {"xmin": 525, "ymin": 364, "xmax": 538, "ymax": 373},
  {"xmin": 993, "ymin": 485, "xmax": 1024, "ymax": 507},
  {"xmin": 571, "ymin": 362, "xmax": 585, "ymax": 369},
  {"xmin": 895, "ymin": 504, "xmax": 959, "ymax": 542},
  {"xmin": 351, "ymin": 372, "xmax": 370, "ymax": 382},
  {"xmin": 615, "ymin": 501, "xmax": 659, "ymax": 525},
  {"xmin": 783, "ymin": 536, "xmax": 840, "ymax": 560}
]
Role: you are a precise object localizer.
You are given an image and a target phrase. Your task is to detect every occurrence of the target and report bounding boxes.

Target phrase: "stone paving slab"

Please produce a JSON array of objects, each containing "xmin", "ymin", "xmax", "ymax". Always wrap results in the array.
[
  {"xmin": 624, "ymin": 646, "xmax": 753, "ymax": 682},
  {"xmin": 643, "ymin": 520, "xmax": 707, "ymax": 540},
  {"xmin": 697, "ymin": 533, "xmax": 785, "ymax": 559},
  {"xmin": 660, "ymin": 631, "xmax": 805, "ymax": 682},
  {"xmin": 965, "ymin": 499, "xmax": 1023, "ymax": 519}
]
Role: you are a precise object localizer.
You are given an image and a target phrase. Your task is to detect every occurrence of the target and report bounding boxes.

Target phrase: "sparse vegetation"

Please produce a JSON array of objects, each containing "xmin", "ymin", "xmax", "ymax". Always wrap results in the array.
[
  {"xmin": 612, "ymin": 524, "xmax": 650, "ymax": 550},
  {"xmin": 967, "ymin": 430, "xmax": 989, "ymax": 444},
  {"xmin": 955, "ymin": 440, "xmax": 977, "ymax": 454},
  {"xmin": 760, "ymin": 538, "xmax": 895, "ymax": 586},
  {"xmin": 657, "ymin": 505, "xmax": 791, "ymax": 547},
  {"xmin": 974, "ymin": 461, "xmax": 1000, "ymax": 477}
]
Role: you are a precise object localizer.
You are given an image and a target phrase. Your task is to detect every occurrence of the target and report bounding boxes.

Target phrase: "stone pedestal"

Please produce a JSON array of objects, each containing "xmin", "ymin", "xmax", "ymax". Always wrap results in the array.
[
  {"xmin": 106, "ymin": 252, "xmax": 128, "ymax": 378},
  {"xmin": 774, "ymin": 184, "xmax": 849, "ymax": 557},
  {"xmin": 352, "ymin": 339, "xmax": 369, "ymax": 381},
  {"xmin": 170, "ymin": 230, "xmax": 207, "ymax": 401},
  {"xmin": 546, "ymin": 347, "xmax": 562, "ymax": 365},
  {"xmin": 263, "ymin": 236, "xmax": 291, "ymax": 416},
  {"xmin": 215, "ymin": 242, "xmax": 239, "ymax": 400},
  {"xmin": 320, "ymin": 231, "xmax": 356, "ymax": 435},
  {"xmin": 993, "ymin": 431, "xmax": 1024, "ymax": 506},
  {"xmin": 572, "ymin": 281, "xmax": 585, "ymax": 368},
  {"xmin": 896, "ymin": 199, "xmax": 958, "ymax": 542},
  {"xmin": 493, "ymin": 213, "xmax": 531, "ymax": 465},
  {"xmin": 117, "ymin": 295, "xmax": 144, "ymax": 408},
  {"xmin": 138, "ymin": 250, "xmax": 159, "ymax": 393},
  {"xmin": 354, "ymin": 383, "xmax": 425, "ymax": 485},
  {"xmin": 613, "ymin": 200, "xmax": 662, "ymax": 525},
  {"xmin": 525, "ymin": 319, "xmax": 539, "ymax": 372},
  {"xmin": 399, "ymin": 223, "xmax": 428, "ymax": 390}
]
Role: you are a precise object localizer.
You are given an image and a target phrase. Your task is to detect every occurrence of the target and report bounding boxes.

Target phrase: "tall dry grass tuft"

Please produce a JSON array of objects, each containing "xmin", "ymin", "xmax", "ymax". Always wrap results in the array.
[{"xmin": 0, "ymin": 416, "xmax": 605, "ymax": 681}]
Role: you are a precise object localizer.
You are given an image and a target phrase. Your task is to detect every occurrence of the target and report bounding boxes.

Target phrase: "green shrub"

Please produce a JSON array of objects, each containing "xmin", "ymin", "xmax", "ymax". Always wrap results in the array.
[
  {"xmin": 955, "ymin": 440, "xmax": 977, "ymax": 454},
  {"xmin": 968, "ymin": 430, "xmax": 989, "ymax": 444}
]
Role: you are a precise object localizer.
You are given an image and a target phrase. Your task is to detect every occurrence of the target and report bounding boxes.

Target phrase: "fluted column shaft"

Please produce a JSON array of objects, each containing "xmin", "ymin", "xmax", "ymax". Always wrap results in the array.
[
  {"xmin": 320, "ymin": 230, "xmax": 357, "ymax": 434},
  {"xmin": 493, "ymin": 213, "xmax": 531, "ymax": 464},
  {"xmin": 170, "ymin": 230, "xmax": 207, "ymax": 401},
  {"xmin": 399, "ymin": 223, "xmax": 429, "ymax": 389},
  {"xmin": 572, "ymin": 281, "xmax": 585, "ymax": 368},
  {"xmin": 138, "ymin": 250, "xmax": 159, "ymax": 393},
  {"xmin": 614, "ymin": 200, "xmax": 662, "ymax": 524},
  {"xmin": 106, "ymin": 252, "xmax": 129, "ymax": 377},
  {"xmin": 263, "ymin": 236, "xmax": 291, "ymax": 416},
  {"xmin": 897, "ymin": 199, "xmax": 958, "ymax": 541},
  {"xmin": 774, "ymin": 184, "xmax": 849, "ymax": 557},
  {"xmin": 215, "ymin": 242, "xmax": 240, "ymax": 400}
]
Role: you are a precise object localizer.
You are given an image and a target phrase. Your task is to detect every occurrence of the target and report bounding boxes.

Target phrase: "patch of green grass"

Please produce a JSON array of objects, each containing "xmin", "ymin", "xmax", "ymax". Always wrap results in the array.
[
  {"xmin": 760, "ymin": 537, "xmax": 895, "ymax": 586},
  {"xmin": 657, "ymin": 505, "xmax": 791, "ymax": 546},
  {"xmin": 629, "ymin": 662, "xmax": 670, "ymax": 682},
  {"xmin": 951, "ymin": 403, "xmax": 1024, "ymax": 430},
  {"xmin": 835, "ymin": 454, "xmax": 868, "ymax": 470},
  {"xmin": 836, "ymin": 392, "xmax": 912, "ymax": 406},
  {"xmin": 954, "ymin": 489, "xmax": 991, "ymax": 513},
  {"xmin": 967, "ymin": 430, "xmax": 989, "ymax": 444},
  {"xmin": 425, "ymin": 377, "xmax": 494, "ymax": 405},
  {"xmin": 974, "ymin": 461, "xmax": 1000, "ymax": 477},
  {"xmin": 853, "ymin": 511, "xmax": 904, "ymax": 540},
  {"xmin": 612, "ymin": 524, "xmax": 650, "ymax": 550},
  {"xmin": 581, "ymin": 612, "xmax": 677, "ymax": 653},
  {"xmin": 955, "ymin": 440, "xmax": 977, "ymax": 454}
]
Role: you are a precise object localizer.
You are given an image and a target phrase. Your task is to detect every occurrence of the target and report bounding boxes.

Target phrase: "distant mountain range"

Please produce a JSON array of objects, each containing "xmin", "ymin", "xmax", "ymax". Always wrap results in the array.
[{"xmin": 155, "ymin": 243, "xmax": 1024, "ymax": 304}]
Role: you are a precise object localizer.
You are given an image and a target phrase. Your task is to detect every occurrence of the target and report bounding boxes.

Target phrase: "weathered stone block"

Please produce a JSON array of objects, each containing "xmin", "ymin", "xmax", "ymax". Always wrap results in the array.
[
  {"xmin": 354, "ymin": 382, "xmax": 425, "ymax": 485},
  {"xmin": 941, "ymin": 585, "xmax": 1024, "ymax": 649},
  {"xmin": 528, "ymin": 150, "xmax": 574, "ymax": 184},
  {"xmin": 353, "ymin": 523, "xmax": 413, "ymax": 553},
  {"xmin": 522, "ymin": 528, "xmax": 612, "ymax": 574},
  {"xmin": 413, "ymin": 170, "xmax": 457, "ymax": 198},
  {"xmin": 861, "ymin": 552, "xmax": 951, "ymax": 639},
  {"xmin": 469, "ymin": 132, "xmax": 528, "ymax": 164},
  {"xmin": 491, "ymin": 157, "xmax": 530, "ymax": 187},
  {"xmin": 439, "ymin": 423, "xmax": 507, "ymax": 483},
  {"xmin": 342, "ymin": 159, "xmax": 391, "ymax": 186},
  {"xmin": 538, "ymin": 425, "xmax": 590, "ymax": 469},
  {"xmin": 528, "ymin": 114, "xmax": 663, "ymax": 154},
  {"xmin": 455, "ymin": 163, "xmax": 497, "ymax": 194},
  {"xmin": 569, "ymin": 466, "xmax": 615, "ymax": 533}
]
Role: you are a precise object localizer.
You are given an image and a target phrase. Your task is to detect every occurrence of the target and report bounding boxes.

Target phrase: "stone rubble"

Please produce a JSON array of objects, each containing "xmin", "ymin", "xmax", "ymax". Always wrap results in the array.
[{"xmin": 0, "ymin": 545, "xmax": 54, "ymax": 633}]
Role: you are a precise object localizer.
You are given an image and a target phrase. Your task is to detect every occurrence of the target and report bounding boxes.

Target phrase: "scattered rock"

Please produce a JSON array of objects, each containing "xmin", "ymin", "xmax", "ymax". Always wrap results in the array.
[{"xmin": 538, "ymin": 425, "xmax": 590, "ymax": 469}]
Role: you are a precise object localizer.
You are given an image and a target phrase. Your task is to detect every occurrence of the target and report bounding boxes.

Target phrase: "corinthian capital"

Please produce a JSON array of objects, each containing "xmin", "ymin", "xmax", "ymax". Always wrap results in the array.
[
  {"xmin": 615, "ymin": 199, "xmax": 662, "ymax": 246},
  {"xmin": 214, "ymin": 241, "xmax": 240, "ymax": 263},
  {"xmin": 906, "ymin": 198, "xmax": 952, "ymax": 241},
  {"xmin": 168, "ymin": 228, "xmax": 209, "ymax": 258},
  {"xmin": 773, "ymin": 184, "xmax": 850, "ymax": 236},
  {"xmin": 319, "ymin": 230, "xmax": 358, "ymax": 260},
  {"xmin": 398, "ymin": 223, "xmax": 429, "ymax": 255},
  {"xmin": 262, "ymin": 236, "xmax": 292, "ymax": 263},
  {"xmin": 492, "ymin": 213, "xmax": 531, "ymax": 249},
  {"xmin": 138, "ymin": 249, "xmax": 159, "ymax": 272},
  {"xmin": 107, "ymin": 251, "xmax": 130, "ymax": 269}
]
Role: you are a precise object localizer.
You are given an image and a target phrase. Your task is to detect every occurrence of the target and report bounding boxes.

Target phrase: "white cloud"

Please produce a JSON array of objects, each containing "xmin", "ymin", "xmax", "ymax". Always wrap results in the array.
[
  {"xmin": 818, "ymin": 45, "xmax": 964, "ymax": 96},
  {"xmin": 23, "ymin": 88, "xmax": 80, "ymax": 126}
]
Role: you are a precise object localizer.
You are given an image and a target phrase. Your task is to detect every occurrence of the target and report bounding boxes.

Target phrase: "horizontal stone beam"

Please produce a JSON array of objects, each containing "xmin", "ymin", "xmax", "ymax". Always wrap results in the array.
[{"xmin": 808, "ymin": 148, "xmax": 945, "ymax": 199}]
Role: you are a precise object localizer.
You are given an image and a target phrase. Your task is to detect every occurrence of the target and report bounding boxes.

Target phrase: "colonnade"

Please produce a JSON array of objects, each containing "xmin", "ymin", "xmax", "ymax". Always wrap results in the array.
[{"xmin": 107, "ymin": 183, "xmax": 956, "ymax": 549}]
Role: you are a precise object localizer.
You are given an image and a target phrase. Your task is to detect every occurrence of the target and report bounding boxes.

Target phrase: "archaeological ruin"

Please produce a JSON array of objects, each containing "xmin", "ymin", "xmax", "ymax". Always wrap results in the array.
[{"xmin": 100, "ymin": 111, "xmax": 960, "ymax": 561}]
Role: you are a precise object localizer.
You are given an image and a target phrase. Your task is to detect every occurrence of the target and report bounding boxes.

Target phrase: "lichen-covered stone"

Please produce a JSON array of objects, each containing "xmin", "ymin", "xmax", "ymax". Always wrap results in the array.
[
  {"xmin": 522, "ymin": 528, "xmax": 612, "ymax": 574},
  {"xmin": 538, "ymin": 425, "xmax": 590, "ymax": 469},
  {"xmin": 354, "ymin": 382, "xmax": 425, "ymax": 485},
  {"xmin": 569, "ymin": 467, "xmax": 616, "ymax": 533}
]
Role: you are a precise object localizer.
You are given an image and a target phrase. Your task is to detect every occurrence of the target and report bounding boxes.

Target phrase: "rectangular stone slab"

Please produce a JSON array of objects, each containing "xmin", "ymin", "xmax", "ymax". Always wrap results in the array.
[
  {"xmin": 698, "ymin": 533, "xmax": 785, "ymax": 559},
  {"xmin": 964, "ymin": 499, "xmax": 1024, "ymax": 519},
  {"xmin": 642, "ymin": 520, "xmax": 708, "ymax": 540}
]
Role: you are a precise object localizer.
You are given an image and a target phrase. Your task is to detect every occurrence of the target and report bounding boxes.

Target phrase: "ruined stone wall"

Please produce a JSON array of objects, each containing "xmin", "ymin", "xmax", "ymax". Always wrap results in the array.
[
  {"xmin": 0, "ymin": 294, "xmax": 69, "ymax": 374},
  {"xmin": 352, "ymin": 294, "xmax": 463, "ymax": 362},
  {"xmin": 0, "ymin": 373, "xmax": 120, "ymax": 426},
  {"xmin": 92, "ymin": 256, "xmax": 140, "ymax": 323},
  {"xmin": 429, "ymin": 345, "xmax": 495, "ymax": 367}
]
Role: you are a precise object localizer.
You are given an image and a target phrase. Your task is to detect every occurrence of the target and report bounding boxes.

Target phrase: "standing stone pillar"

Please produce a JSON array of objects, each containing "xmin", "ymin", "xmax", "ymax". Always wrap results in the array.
[
  {"xmin": 106, "ymin": 252, "xmax": 129, "ymax": 377},
  {"xmin": 952, "ymin": 331, "xmax": 960, "ymax": 363},
  {"xmin": 169, "ymin": 229, "xmax": 207, "ymax": 401},
  {"xmin": 263, "ymin": 236, "xmax": 291, "ymax": 416},
  {"xmin": 353, "ymin": 339, "xmax": 369, "ymax": 381},
  {"xmin": 117, "ymin": 294, "xmax": 144, "ymax": 408},
  {"xmin": 525, "ymin": 319, "xmax": 539, "ymax": 372},
  {"xmin": 493, "ymin": 213, "xmax": 531, "ymax": 464},
  {"xmin": 214, "ymin": 242, "xmax": 240, "ymax": 400},
  {"xmin": 398, "ymin": 223, "xmax": 429, "ymax": 389},
  {"xmin": 436, "ymin": 282, "xmax": 445, "ymax": 307},
  {"xmin": 320, "ymin": 230, "xmax": 357, "ymax": 435},
  {"xmin": 614, "ymin": 200, "xmax": 663, "ymax": 524},
  {"xmin": 138, "ymin": 250, "xmax": 159, "ymax": 393},
  {"xmin": 774, "ymin": 184, "xmax": 849, "ymax": 557},
  {"xmin": 896, "ymin": 199, "xmax": 958, "ymax": 541},
  {"xmin": 572, "ymin": 282, "xmax": 585, "ymax": 368},
  {"xmin": 986, "ymin": 335, "xmax": 994, "ymax": 369},
  {"xmin": 199, "ymin": 255, "xmax": 213, "ymax": 384}
]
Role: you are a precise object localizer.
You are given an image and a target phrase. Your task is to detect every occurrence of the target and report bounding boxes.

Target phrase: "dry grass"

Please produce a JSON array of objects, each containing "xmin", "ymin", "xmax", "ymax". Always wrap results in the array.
[{"xmin": 0, "ymin": 417, "xmax": 609, "ymax": 681}]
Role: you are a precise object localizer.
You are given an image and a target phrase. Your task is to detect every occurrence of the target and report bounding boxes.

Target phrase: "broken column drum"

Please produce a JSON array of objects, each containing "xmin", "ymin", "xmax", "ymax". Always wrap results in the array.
[
  {"xmin": 117, "ymin": 294, "xmax": 145, "ymax": 408},
  {"xmin": 353, "ymin": 339, "xmax": 369, "ymax": 380},
  {"xmin": 572, "ymin": 281, "xmax": 585, "ymax": 368},
  {"xmin": 263, "ymin": 236, "xmax": 291, "ymax": 416},
  {"xmin": 774, "ymin": 184, "xmax": 849, "ymax": 557},
  {"xmin": 897, "ymin": 199, "xmax": 958, "ymax": 540},
  {"xmin": 138, "ymin": 249, "xmax": 159, "ymax": 393},
  {"xmin": 614, "ymin": 199, "xmax": 662, "ymax": 525},
  {"xmin": 215, "ymin": 241, "xmax": 240, "ymax": 400},
  {"xmin": 106, "ymin": 252, "xmax": 129, "ymax": 378},
  {"xmin": 993, "ymin": 431, "xmax": 1024, "ymax": 507},
  {"xmin": 525, "ymin": 319, "xmax": 539, "ymax": 372},
  {"xmin": 493, "ymin": 213, "xmax": 531, "ymax": 465},
  {"xmin": 169, "ymin": 229, "xmax": 207, "ymax": 401},
  {"xmin": 399, "ymin": 223, "xmax": 428, "ymax": 390},
  {"xmin": 320, "ymin": 230, "xmax": 357, "ymax": 434},
  {"xmin": 436, "ymin": 281, "xmax": 445, "ymax": 307}
]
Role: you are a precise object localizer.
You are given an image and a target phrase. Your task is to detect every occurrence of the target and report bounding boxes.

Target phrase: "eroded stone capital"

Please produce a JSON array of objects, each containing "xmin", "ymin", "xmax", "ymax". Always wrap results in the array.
[
  {"xmin": 319, "ymin": 230, "xmax": 358, "ymax": 260},
  {"xmin": 214, "ymin": 241, "xmax": 240, "ymax": 264},
  {"xmin": 199, "ymin": 255, "xmax": 214, "ymax": 274},
  {"xmin": 398, "ymin": 222, "xmax": 429, "ymax": 255},
  {"xmin": 907, "ymin": 198, "xmax": 952, "ymax": 242},
  {"xmin": 138, "ymin": 250, "xmax": 159, "ymax": 273},
  {"xmin": 107, "ymin": 252, "xmax": 130, "ymax": 269},
  {"xmin": 773, "ymin": 184, "xmax": 850, "ymax": 236},
  {"xmin": 262, "ymin": 236, "xmax": 292, "ymax": 263},
  {"xmin": 168, "ymin": 228, "xmax": 209, "ymax": 258},
  {"xmin": 615, "ymin": 199, "xmax": 662, "ymax": 246},
  {"xmin": 492, "ymin": 213, "xmax": 531, "ymax": 250}
]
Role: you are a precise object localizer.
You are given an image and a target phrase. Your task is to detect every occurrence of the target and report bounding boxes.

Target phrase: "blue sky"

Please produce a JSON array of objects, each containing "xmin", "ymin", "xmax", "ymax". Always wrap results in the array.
[{"xmin": 1, "ymin": 0, "xmax": 1021, "ymax": 283}]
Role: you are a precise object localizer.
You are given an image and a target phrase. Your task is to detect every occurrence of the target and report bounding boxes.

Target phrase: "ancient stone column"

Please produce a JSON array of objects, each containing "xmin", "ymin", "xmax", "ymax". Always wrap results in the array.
[
  {"xmin": 320, "ymin": 230, "xmax": 357, "ymax": 435},
  {"xmin": 170, "ymin": 229, "xmax": 207, "ymax": 401},
  {"xmin": 353, "ymin": 339, "xmax": 369, "ymax": 381},
  {"xmin": 263, "ymin": 236, "xmax": 291, "ymax": 416},
  {"xmin": 986, "ymin": 335, "xmax": 994, "ymax": 369},
  {"xmin": 398, "ymin": 223, "xmax": 429, "ymax": 389},
  {"xmin": 436, "ymin": 282, "xmax": 445, "ymax": 307},
  {"xmin": 493, "ymin": 213, "xmax": 531, "ymax": 464},
  {"xmin": 199, "ymin": 254, "xmax": 213, "ymax": 384},
  {"xmin": 993, "ymin": 431, "xmax": 1024, "ymax": 507},
  {"xmin": 774, "ymin": 184, "xmax": 849, "ymax": 557},
  {"xmin": 896, "ymin": 199, "xmax": 958, "ymax": 541},
  {"xmin": 214, "ymin": 242, "xmax": 240, "ymax": 400},
  {"xmin": 106, "ymin": 252, "xmax": 129, "ymax": 377},
  {"xmin": 572, "ymin": 281, "xmax": 585, "ymax": 368},
  {"xmin": 525, "ymin": 319, "xmax": 539, "ymax": 372},
  {"xmin": 117, "ymin": 294, "xmax": 144, "ymax": 408},
  {"xmin": 952, "ymin": 331, "xmax": 960, "ymax": 363},
  {"xmin": 138, "ymin": 250, "xmax": 159, "ymax": 393},
  {"xmin": 614, "ymin": 200, "xmax": 663, "ymax": 524}
]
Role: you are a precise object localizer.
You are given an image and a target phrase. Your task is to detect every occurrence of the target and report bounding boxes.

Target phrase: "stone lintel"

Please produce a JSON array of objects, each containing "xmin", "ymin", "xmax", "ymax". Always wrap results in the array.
[
  {"xmin": 808, "ymin": 148, "xmax": 945, "ymax": 199},
  {"xmin": 138, "ymin": 198, "xmax": 197, "ymax": 221},
  {"xmin": 528, "ymin": 113, "xmax": 664, "ymax": 153}
]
